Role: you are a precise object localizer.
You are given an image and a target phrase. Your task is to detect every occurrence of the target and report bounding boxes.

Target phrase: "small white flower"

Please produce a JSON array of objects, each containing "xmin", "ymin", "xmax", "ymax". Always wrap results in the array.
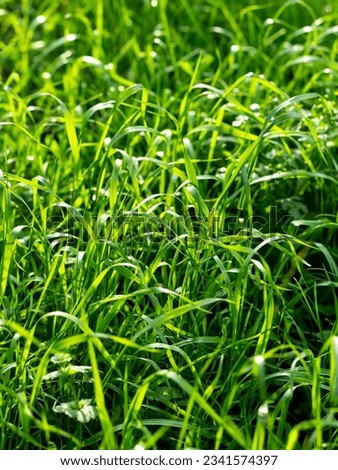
[
  {"xmin": 50, "ymin": 353, "xmax": 72, "ymax": 365},
  {"xmin": 53, "ymin": 399, "xmax": 98, "ymax": 423}
]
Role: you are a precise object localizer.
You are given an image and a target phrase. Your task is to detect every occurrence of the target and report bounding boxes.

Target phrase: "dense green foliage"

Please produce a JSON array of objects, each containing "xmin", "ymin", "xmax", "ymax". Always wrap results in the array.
[{"xmin": 0, "ymin": 0, "xmax": 337, "ymax": 450}]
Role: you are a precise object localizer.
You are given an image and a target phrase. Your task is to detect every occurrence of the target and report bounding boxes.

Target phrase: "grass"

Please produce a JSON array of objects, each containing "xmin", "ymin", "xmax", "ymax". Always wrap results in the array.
[{"xmin": 0, "ymin": 0, "xmax": 337, "ymax": 450}]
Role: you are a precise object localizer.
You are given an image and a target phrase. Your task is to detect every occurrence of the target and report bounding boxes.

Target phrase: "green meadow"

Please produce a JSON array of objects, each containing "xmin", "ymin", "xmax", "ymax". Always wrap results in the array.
[{"xmin": 0, "ymin": 0, "xmax": 337, "ymax": 450}]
